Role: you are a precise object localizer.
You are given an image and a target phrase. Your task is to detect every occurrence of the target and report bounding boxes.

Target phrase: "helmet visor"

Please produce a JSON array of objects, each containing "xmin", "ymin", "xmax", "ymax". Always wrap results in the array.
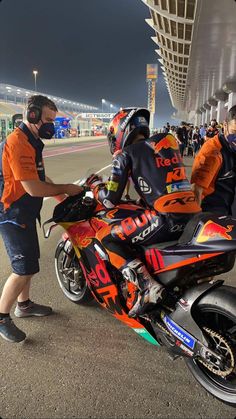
[{"xmin": 130, "ymin": 115, "xmax": 149, "ymax": 130}]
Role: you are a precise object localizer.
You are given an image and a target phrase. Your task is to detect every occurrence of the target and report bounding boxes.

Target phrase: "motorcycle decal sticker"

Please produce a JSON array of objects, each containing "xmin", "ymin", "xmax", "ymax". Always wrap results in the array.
[
  {"xmin": 97, "ymin": 285, "xmax": 160, "ymax": 346},
  {"xmin": 163, "ymin": 315, "xmax": 196, "ymax": 350},
  {"xmin": 103, "ymin": 199, "xmax": 115, "ymax": 209},
  {"xmin": 170, "ymin": 224, "xmax": 185, "ymax": 233},
  {"xmin": 177, "ymin": 298, "xmax": 189, "ymax": 311},
  {"xmin": 166, "ymin": 181, "xmax": 191, "ymax": 194},
  {"xmin": 111, "ymin": 210, "xmax": 159, "ymax": 242},
  {"xmin": 90, "ymin": 217, "xmax": 109, "ymax": 231},
  {"xmin": 196, "ymin": 220, "xmax": 234, "ymax": 243},
  {"xmin": 107, "ymin": 180, "xmax": 119, "ymax": 192},
  {"xmin": 154, "ymin": 252, "xmax": 222, "ymax": 273},
  {"xmin": 175, "ymin": 340, "xmax": 194, "ymax": 357},
  {"xmin": 133, "ymin": 328, "xmax": 160, "ymax": 346},
  {"xmin": 131, "ymin": 219, "xmax": 159, "ymax": 243},
  {"xmin": 112, "ymin": 159, "xmax": 121, "ymax": 169},
  {"xmin": 67, "ymin": 221, "xmax": 94, "ymax": 247},
  {"xmin": 106, "ymin": 209, "xmax": 119, "ymax": 219},
  {"xmin": 145, "ymin": 248, "xmax": 165, "ymax": 271}
]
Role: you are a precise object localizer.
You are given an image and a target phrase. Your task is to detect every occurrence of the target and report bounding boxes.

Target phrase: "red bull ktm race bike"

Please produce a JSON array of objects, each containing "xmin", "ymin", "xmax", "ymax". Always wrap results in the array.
[{"xmin": 43, "ymin": 180, "xmax": 236, "ymax": 406}]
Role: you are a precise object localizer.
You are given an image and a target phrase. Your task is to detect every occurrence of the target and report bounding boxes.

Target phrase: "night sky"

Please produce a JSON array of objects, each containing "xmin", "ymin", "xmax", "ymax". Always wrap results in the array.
[{"xmin": 0, "ymin": 0, "xmax": 176, "ymax": 127}]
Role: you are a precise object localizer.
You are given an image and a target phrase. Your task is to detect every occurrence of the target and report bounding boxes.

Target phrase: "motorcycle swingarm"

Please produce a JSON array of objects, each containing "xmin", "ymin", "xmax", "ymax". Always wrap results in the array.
[{"xmin": 157, "ymin": 280, "xmax": 224, "ymax": 359}]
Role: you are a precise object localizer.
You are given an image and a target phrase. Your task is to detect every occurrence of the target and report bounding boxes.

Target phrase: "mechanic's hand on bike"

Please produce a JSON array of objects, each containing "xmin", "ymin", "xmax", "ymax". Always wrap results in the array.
[{"xmin": 65, "ymin": 184, "xmax": 84, "ymax": 196}]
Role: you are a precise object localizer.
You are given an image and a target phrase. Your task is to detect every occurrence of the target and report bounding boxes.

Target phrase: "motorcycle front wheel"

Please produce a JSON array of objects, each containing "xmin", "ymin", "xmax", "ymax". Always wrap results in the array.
[
  {"xmin": 185, "ymin": 285, "xmax": 236, "ymax": 406},
  {"xmin": 55, "ymin": 239, "xmax": 93, "ymax": 304}
]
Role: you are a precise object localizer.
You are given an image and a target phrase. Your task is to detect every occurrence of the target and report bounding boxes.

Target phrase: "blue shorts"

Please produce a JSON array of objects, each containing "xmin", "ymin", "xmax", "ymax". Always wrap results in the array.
[{"xmin": 0, "ymin": 220, "xmax": 40, "ymax": 275}]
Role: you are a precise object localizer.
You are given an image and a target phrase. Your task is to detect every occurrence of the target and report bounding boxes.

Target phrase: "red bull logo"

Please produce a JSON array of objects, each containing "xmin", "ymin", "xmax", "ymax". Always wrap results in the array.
[
  {"xmin": 154, "ymin": 135, "xmax": 179, "ymax": 154},
  {"xmin": 156, "ymin": 152, "xmax": 182, "ymax": 168},
  {"xmin": 196, "ymin": 220, "xmax": 234, "ymax": 243},
  {"xmin": 110, "ymin": 111, "xmax": 128, "ymax": 135}
]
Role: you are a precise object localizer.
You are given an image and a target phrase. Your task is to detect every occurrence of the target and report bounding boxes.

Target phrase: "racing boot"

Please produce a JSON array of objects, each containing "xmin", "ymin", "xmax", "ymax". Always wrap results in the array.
[{"xmin": 122, "ymin": 259, "xmax": 166, "ymax": 318}]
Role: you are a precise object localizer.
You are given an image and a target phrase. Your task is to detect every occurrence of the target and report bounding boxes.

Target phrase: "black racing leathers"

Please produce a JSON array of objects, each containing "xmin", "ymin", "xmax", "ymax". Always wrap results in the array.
[{"xmin": 96, "ymin": 133, "xmax": 201, "ymax": 215}]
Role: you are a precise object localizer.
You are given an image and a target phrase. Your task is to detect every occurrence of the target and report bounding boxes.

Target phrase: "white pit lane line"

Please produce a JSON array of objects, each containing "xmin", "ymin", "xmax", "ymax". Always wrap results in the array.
[{"xmin": 43, "ymin": 164, "xmax": 111, "ymax": 202}]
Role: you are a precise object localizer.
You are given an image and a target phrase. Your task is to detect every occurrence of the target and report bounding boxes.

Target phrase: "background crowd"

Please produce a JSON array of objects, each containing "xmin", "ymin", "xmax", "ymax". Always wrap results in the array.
[{"xmin": 157, "ymin": 118, "xmax": 221, "ymax": 158}]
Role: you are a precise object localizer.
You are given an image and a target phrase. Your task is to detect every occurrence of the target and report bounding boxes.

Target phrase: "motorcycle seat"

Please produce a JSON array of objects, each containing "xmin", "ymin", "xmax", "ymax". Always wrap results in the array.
[
  {"xmin": 141, "ymin": 213, "xmax": 218, "ymax": 251},
  {"xmin": 143, "ymin": 240, "xmax": 179, "ymax": 250}
]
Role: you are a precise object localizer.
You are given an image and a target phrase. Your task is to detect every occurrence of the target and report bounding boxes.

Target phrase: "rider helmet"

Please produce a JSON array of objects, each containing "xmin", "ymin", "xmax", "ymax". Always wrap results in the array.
[{"xmin": 107, "ymin": 108, "xmax": 150, "ymax": 154}]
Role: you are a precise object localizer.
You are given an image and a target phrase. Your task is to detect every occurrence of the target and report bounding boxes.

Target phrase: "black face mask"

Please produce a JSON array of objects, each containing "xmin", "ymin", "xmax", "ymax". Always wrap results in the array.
[{"xmin": 38, "ymin": 122, "xmax": 55, "ymax": 139}]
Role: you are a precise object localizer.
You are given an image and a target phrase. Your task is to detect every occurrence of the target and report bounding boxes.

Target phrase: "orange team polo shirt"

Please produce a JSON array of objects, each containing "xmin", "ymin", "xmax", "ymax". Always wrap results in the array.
[
  {"xmin": 1, "ymin": 127, "xmax": 40, "ymax": 210},
  {"xmin": 191, "ymin": 134, "xmax": 223, "ymax": 198}
]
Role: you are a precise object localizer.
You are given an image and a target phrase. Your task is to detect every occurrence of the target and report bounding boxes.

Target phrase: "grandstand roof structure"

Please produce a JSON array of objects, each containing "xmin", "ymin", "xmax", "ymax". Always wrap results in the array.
[
  {"xmin": 0, "ymin": 83, "xmax": 98, "ymax": 118},
  {"xmin": 141, "ymin": 0, "xmax": 236, "ymax": 123}
]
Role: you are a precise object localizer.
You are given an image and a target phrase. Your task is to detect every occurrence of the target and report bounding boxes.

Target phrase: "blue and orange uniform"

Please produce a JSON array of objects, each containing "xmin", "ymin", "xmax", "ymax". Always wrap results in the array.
[{"xmin": 0, "ymin": 122, "xmax": 45, "ymax": 275}]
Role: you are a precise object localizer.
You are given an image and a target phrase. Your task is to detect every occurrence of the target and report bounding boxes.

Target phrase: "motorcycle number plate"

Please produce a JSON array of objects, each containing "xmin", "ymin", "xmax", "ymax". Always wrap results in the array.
[{"xmin": 163, "ymin": 315, "xmax": 196, "ymax": 350}]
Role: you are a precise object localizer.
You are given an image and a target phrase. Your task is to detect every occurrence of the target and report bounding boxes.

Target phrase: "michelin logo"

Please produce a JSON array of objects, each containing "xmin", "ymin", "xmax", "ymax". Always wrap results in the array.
[{"xmin": 163, "ymin": 316, "xmax": 196, "ymax": 350}]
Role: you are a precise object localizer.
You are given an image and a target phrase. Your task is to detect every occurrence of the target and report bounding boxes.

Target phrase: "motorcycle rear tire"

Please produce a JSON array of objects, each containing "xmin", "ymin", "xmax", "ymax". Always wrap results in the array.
[
  {"xmin": 185, "ymin": 285, "xmax": 236, "ymax": 406},
  {"xmin": 55, "ymin": 239, "xmax": 93, "ymax": 304}
]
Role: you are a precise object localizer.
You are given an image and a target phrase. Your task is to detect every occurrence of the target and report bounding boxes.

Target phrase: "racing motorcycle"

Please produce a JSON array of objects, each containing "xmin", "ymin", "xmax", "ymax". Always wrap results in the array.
[{"xmin": 43, "ymin": 177, "xmax": 236, "ymax": 406}]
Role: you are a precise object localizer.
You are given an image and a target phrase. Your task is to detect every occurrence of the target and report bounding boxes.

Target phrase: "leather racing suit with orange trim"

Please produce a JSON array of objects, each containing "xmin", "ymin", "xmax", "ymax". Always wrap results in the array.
[{"xmin": 92, "ymin": 133, "xmax": 201, "ymax": 270}]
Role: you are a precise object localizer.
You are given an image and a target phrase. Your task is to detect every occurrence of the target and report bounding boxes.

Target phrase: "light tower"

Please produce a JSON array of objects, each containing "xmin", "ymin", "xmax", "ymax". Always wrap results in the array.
[{"xmin": 146, "ymin": 64, "xmax": 158, "ymax": 131}]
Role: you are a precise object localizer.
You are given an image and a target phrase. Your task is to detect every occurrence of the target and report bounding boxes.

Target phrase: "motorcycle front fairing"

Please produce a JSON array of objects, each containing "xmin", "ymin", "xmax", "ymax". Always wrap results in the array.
[{"xmin": 58, "ymin": 218, "xmax": 161, "ymax": 347}]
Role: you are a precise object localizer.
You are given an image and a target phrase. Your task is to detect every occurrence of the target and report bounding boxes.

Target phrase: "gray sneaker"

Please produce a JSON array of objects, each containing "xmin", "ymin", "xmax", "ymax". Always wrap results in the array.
[
  {"xmin": 14, "ymin": 301, "xmax": 52, "ymax": 318},
  {"xmin": 0, "ymin": 317, "xmax": 26, "ymax": 343}
]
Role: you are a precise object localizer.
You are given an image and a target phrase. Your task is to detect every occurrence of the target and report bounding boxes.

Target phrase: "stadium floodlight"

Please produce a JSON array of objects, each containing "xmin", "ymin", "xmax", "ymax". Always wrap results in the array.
[{"xmin": 33, "ymin": 70, "xmax": 38, "ymax": 92}]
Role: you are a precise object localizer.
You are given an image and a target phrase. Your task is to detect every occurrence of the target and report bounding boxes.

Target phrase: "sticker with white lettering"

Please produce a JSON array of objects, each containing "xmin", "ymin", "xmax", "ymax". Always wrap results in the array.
[
  {"xmin": 166, "ymin": 181, "xmax": 191, "ymax": 193},
  {"xmin": 163, "ymin": 315, "xmax": 196, "ymax": 350}
]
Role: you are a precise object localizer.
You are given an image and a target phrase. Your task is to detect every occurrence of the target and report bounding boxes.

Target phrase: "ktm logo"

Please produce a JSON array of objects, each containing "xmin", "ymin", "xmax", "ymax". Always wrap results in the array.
[{"xmin": 166, "ymin": 167, "xmax": 186, "ymax": 183}]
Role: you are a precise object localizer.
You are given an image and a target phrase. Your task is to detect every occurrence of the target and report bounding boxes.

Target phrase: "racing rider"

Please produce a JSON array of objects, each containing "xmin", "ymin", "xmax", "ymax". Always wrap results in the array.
[{"xmin": 88, "ymin": 108, "xmax": 201, "ymax": 317}]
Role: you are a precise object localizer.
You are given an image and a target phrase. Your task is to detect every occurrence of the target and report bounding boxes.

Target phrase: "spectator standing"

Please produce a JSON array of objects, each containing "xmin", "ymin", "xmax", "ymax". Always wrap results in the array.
[
  {"xmin": 192, "ymin": 126, "xmax": 201, "ymax": 157},
  {"xmin": 205, "ymin": 119, "xmax": 219, "ymax": 140},
  {"xmin": 199, "ymin": 123, "xmax": 207, "ymax": 146},
  {"xmin": 169, "ymin": 125, "xmax": 176, "ymax": 136},
  {"xmin": 176, "ymin": 121, "xmax": 188, "ymax": 157}
]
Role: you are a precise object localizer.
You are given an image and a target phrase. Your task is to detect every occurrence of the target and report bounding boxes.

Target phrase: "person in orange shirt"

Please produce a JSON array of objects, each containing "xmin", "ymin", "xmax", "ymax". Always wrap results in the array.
[
  {"xmin": 0, "ymin": 95, "xmax": 82, "ymax": 343},
  {"xmin": 191, "ymin": 105, "xmax": 236, "ymax": 215}
]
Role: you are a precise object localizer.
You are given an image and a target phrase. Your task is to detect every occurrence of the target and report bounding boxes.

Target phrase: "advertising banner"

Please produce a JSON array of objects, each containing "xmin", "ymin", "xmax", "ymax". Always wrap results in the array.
[{"xmin": 146, "ymin": 64, "xmax": 158, "ymax": 81}]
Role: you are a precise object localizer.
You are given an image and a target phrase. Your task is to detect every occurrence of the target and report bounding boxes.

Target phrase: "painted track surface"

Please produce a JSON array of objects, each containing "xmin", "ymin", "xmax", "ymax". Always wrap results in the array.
[
  {"xmin": 43, "ymin": 142, "xmax": 107, "ymax": 158},
  {"xmin": 0, "ymin": 144, "xmax": 235, "ymax": 419}
]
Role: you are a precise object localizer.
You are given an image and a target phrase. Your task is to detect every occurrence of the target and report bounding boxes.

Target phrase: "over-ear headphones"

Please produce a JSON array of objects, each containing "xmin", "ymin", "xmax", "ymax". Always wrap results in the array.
[{"xmin": 26, "ymin": 103, "xmax": 42, "ymax": 124}]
